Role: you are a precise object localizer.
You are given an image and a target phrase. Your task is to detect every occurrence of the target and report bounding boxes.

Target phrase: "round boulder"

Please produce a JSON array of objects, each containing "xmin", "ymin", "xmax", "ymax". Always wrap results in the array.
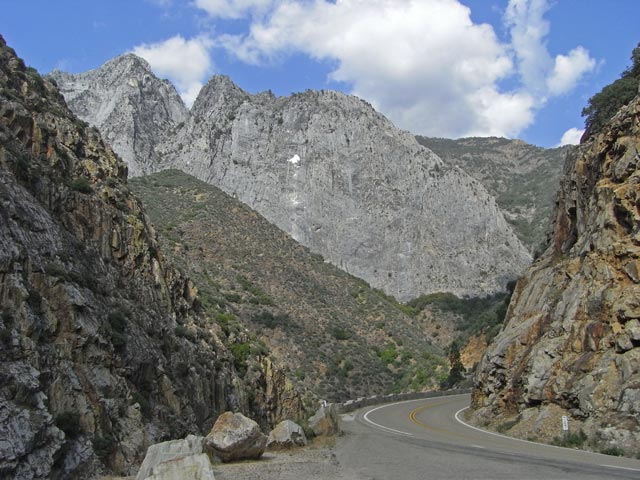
[
  {"xmin": 266, "ymin": 420, "xmax": 308, "ymax": 450},
  {"xmin": 203, "ymin": 412, "xmax": 267, "ymax": 462}
]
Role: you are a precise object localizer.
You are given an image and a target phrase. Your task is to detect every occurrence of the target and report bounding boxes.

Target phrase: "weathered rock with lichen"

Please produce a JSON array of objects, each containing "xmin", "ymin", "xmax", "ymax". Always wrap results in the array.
[
  {"xmin": 135, "ymin": 436, "xmax": 204, "ymax": 480},
  {"xmin": 0, "ymin": 36, "xmax": 303, "ymax": 479},
  {"xmin": 203, "ymin": 412, "xmax": 267, "ymax": 462},
  {"xmin": 472, "ymin": 89, "xmax": 640, "ymax": 456},
  {"xmin": 308, "ymin": 404, "xmax": 340, "ymax": 437},
  {"xmin": 266, "ymin": 420, "xmax": 307, "ymax": 450},
  {"xmin": 146, "ymin": 454, "xmax": 215, "ymax": 480}
]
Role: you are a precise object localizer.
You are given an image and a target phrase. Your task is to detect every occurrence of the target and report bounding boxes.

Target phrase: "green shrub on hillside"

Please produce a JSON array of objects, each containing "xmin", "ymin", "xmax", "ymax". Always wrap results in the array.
[
  {"xmin": 409, "ymin": 291, "xmax": 509, "ymax": 341},
  {"xmin": 252, "ymin": 310, "xmax": 291, "ymax": 329},
  {"xmin": 378, "ymin": 344, "xmax": 397, "ymax": 364},
  {"xmin": 601, "ymin": 446, "xmax": 625, "ymax": 457},
  {"xmin": 70, "ymin": 177, "xmax": 92, "ymax": 194},
  {"xmin": 230, "ymin": 342, "xmax": 250, "ymax": 373},
  {"xmin": 551, "ymin": 430, "xmax": 587, "ymax": 448},
  {"xmin": 331, "ymin": 326, "xmax": 352, "ymax": 340}
]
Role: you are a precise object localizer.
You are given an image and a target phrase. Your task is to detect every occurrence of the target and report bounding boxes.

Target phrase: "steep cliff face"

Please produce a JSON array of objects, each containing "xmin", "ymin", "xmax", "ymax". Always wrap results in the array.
[
  {"xmin": 48, "ymin": 55, "xmax": 187, "ymax": 177},
  {"xmin": 0, "ymin": 38, "xmax": 302, "ymax": 480},
  {"xmin": 472, "ymin": 89, "xmax": 640, "ymax": 455},
  {"xmin": 53, "ymin": 59, "xmax": 531, "ymax": 302},
  {"xmin": 173, "ymin": 82, "xmax": 532, "ymax": 302},
  {"xmin": 417, "ymin": 136, "xmax": 569, "ymax": 252}
]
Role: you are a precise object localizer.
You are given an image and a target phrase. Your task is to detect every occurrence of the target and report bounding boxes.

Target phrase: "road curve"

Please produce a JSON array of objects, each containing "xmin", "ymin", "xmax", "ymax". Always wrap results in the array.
[{"xmin": 335, "ymin": 394, "xmax": 640, "ymax": 480}]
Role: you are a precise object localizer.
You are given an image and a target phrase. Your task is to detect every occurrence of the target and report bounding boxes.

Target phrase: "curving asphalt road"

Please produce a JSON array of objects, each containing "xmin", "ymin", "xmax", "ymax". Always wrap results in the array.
[{"xmin": 335, "ymin": 394, "xmax": 640, "ymax": 479}]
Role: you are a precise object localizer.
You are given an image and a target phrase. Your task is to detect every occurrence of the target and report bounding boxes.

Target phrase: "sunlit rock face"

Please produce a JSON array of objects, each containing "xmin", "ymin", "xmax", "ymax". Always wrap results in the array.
[
  {"xmin": 472, "ymin": 90, "xmax": 640, "ymax": 456},
  {"xmin": 49, "ymin": 54, "xmax": 187, "ymax": 177},
  {"xmin": 53, "ymin": 57, "xmax": 531, "ymax": 301}
]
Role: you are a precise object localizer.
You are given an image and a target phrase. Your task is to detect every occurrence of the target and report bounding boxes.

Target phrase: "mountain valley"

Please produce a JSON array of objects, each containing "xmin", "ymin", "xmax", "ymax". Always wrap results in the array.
[
  {"xmin": 129, "ymin": 169, "xmax": 448, "ymax": 401},
  {"xmin": 3, "ymin": 22, "xmax": 639, "ymax": 479},
  {"xmin": 51, "ymin": 57, "xmax": 532, "ymax": 302}
]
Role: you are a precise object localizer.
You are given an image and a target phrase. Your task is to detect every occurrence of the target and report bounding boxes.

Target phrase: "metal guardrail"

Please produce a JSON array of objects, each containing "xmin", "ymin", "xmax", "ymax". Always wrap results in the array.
[{"xmin": 335, "ymin": 388, "xmax": 472, "ymax": 413}]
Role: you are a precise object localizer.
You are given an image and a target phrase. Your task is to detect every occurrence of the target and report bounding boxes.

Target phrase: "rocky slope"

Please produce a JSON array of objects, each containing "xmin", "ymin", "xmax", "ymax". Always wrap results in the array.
[
  {"xmin": 0, "ymin": 37, "xmax": 303, "ymax": 480},
  {"xmin": 48, "ymin": 55, "xmax": 187, "ymax": 177},
  {"xmin": 471, "ymin": 88, "xmax": 640, "ymax": 456},
  {"xmin": 130, "ymin": 169, "xmax": 448, "ymax": 401},
  {"xmin": 417, "ymin": 136, "xmax": 569, "ymax": 252},
  {"xmin": 52, "ymin": 58, "xmax": 531, "ymax": 302}
]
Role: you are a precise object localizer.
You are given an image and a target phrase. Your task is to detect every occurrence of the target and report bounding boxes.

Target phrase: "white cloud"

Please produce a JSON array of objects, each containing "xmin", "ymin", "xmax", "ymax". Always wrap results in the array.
[
  {"xmin": 132, "ymin": 35, "xmax": 214, "ymax": 106},
  {"xmin": 505, "ymin": 0, "xmax": 595, "ymax": 99},
  {"xmin": 547, "ymin": 46, "xmax": 596, "ymax": 95},
  {"xmin": 187, "ymin": 0, "xmax": 597, "ymax": 139},
  {"xmin": 218, "ymin": 0, "xmax": 531, "ymax": 138},
  {"xmin": 504, "ymin": 0, "xmax": 552, "ymax": 94},
  {"xmin": 557, "ymin": 127, "xmax": 583, "ymax": 146},
  {"xmin": 193, "ymin": 0, "xmax": 275, "ymax": 19}
]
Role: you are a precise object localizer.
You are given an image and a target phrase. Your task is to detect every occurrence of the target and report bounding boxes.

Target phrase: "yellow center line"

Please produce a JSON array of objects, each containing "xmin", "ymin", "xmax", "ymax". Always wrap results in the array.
[{"xmin": 409, "ymin": 401, "xmax": 467, "ymax": 440}]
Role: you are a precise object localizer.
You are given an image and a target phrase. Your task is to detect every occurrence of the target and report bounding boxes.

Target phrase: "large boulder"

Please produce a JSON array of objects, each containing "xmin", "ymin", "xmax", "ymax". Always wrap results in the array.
[
  {"xmin": 308, "ymin": 404, "xmax": 340, "ymax": 436},
  {"xmin": 146, "ymin": 454, "xmax": 215, "ymax": 480},
  {"xmin": 266, "ymin": 420, "xmax": 307, "ymax": 450},
  {"xmin": 135, "ymin": 435, "xmax": 204, "ymax": 480},
  {"xmin": 203, "ymin": 412, "xmax": 267, "ymax": 462}
]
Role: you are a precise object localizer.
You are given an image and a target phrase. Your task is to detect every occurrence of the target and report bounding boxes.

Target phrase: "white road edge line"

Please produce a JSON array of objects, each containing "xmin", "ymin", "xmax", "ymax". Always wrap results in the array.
[
  {"xmin": 362, "ymin": 402, "xmax": 414, "ymax": 437},
  {"xmin": 599, "ymin": 464, "xmax": 640, "ymax": 472},
  {"xmin": 455, "ymin": 406, "xmax": 640, "ymax": 464}
]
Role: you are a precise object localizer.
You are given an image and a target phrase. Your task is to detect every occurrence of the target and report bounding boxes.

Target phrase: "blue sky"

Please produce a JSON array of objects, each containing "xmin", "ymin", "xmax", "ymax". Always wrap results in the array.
[{"xmin": 1, "ymin": 0, "xmax": 638, "ymax": 147}]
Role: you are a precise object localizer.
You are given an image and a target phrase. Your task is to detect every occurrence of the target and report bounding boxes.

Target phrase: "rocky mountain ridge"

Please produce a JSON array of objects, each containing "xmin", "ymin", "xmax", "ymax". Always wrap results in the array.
[
  {"xmin": 51, "ymin": 55, "xmax": 532, "ymax": 302},
  {"xmin": 49, "ymin": 55, "xmax": 187, "ymax": 178},
  {"xmin": 0, "ymin": 37, "xmax": 302, "ymax": 479},
  {"xmin": 417, "ymin": 136, "xmax": 569, "ymax": 252},
  {"xmin": 471, "ymin": 87, "xmax": 640, "ymax": 456}
]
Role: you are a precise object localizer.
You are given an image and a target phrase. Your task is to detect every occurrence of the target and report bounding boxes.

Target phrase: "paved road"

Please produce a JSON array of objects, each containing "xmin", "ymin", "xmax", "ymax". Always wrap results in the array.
[{"xmin": 335, "ymin": 394, "xmax": 640, "ymax": 479}]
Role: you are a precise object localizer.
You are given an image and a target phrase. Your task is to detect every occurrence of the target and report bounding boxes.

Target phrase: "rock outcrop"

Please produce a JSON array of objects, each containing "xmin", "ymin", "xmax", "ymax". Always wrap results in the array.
[
  {"xmin": 266, "ymin": 420, "xmax": 307, "ymax": 450},
  {"xmin": 308, "ymin": 404, "xmax": 340, "ymax": 437},
  {"xmin": 52, "ymin": 57, "xmax": 531, "ymax": 302},
  {"xmin": 0, "ymin": 37, "xmax": 302, "ymax": 479},
  {"xmin": 203, "ymin": 412, "xmax": 267, "ymax": 462},
  {"xmin": 472, "ymin": 89, "xmax": 640, "ymax": 455},
  {"xmin": 135, "ymin": 436, "xmax": 204, "ymax": 480},
  {"xmin": 145, "ymin": 454, "xmax": 214, "ymax": 480},
  {"xmin": 48, "ymin": 55, "xmax": 187, "ymax": 177}
]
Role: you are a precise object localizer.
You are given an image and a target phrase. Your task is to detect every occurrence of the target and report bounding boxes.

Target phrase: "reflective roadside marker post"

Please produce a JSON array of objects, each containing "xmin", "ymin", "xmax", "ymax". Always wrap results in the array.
[{"xmin": 562, "ymin": 415, "xmax": 569, "ymax": 440}]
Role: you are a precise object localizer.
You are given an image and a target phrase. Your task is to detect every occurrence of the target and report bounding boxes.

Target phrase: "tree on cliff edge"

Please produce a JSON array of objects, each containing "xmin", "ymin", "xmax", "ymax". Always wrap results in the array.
[{"xmin": 581, "ymin": 42, "xmax": 640, "ymax": 141}]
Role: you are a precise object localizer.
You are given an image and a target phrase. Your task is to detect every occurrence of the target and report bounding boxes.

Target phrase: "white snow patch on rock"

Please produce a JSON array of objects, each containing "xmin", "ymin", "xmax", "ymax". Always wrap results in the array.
[{"xmin": 288, "ymin": 154, "xmax": 301, "ymax": 165}]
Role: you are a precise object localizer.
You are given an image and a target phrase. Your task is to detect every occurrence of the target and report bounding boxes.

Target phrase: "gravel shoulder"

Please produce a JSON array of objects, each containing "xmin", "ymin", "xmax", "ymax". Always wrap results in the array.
[{"xmin": 212, "ymin": 434, "xmax": 365, "ymax": 480}]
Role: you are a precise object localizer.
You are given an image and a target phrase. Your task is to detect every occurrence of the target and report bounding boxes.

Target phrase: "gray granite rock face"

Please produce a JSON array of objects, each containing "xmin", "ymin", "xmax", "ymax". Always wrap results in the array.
[
  {"xmin": 53, "ymin": 57, "xmax": 532, "ymax": 301},
  {"xmin": 266, "ymin": 420, "xmax": 307, "ymax": 449},
  {"xmin": 136, "ymin": 436, "xmax": 204, "ymax": 480},
  {"xmin": 48, "ymin": 55, "xmax": 187, "ymax": 177},
  {"xmin": 203, "ymin": 412, "xmax": 267, "ymax": 462},
  {"xmin": 471, "ymin": 92, "xmax": 640, "ymax": 457},
  {"xmin": 0, "ymin": 38, "xmax": 304, "ymax": 479}
]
